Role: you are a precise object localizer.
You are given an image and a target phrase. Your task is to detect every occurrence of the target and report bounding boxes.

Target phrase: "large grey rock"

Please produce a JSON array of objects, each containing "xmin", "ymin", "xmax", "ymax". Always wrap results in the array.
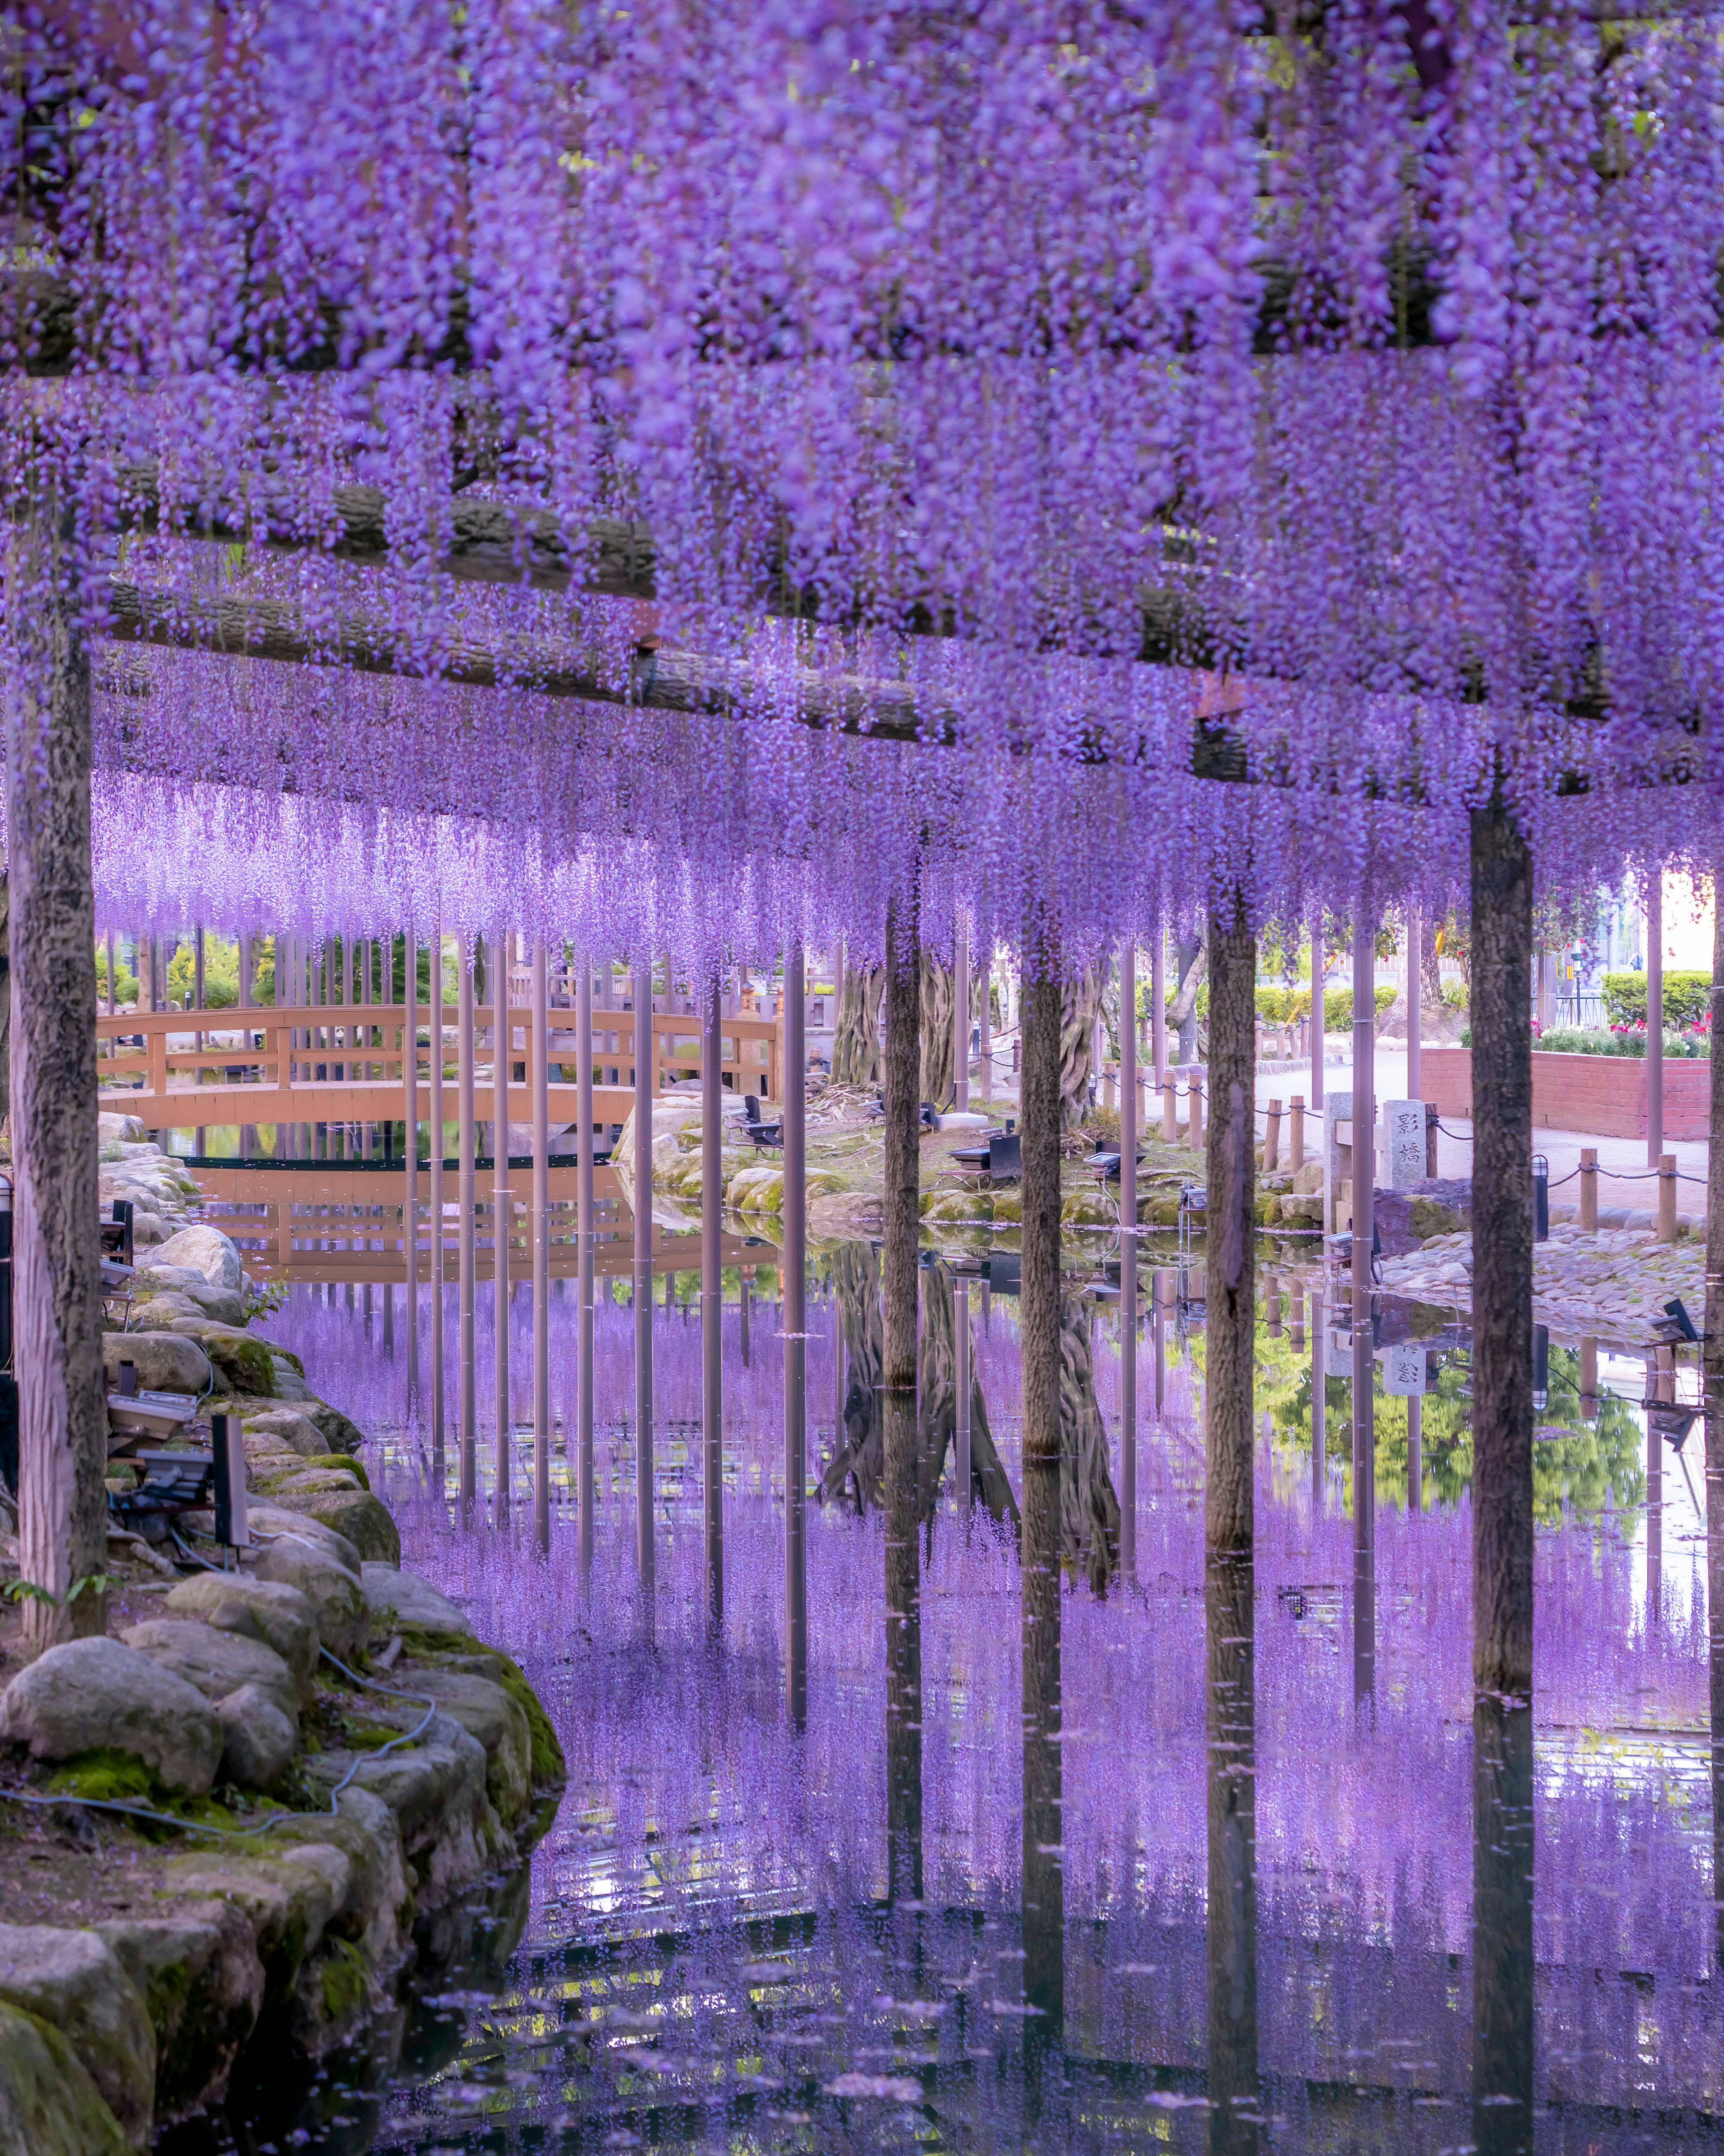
[
  {"xmin": 214, "ymin": 1683, "xmax": 298, "ymax": 1789},
  {"xmin": 157, "ymin": 1319, "xmax": 276, "ymax": 1395},
  {"xmin": 361, "ymin": 1564, "xmax": 469, "ymax": 1639},
  {"xmin": 164, "ymin": 1573, "xmax": 318, "ymax": 1697},
  {"xmin": 303, "ymin": 1399, "xmax": 367, "ymax": 1455},
  {"xmin": 266, "ymin": 1790, "xmax": 410, "ymax": 1975},
  {"xmin": 266, "ymin": 1488, "xmax": 399, "ymax": 1566},
  {"xmin": 0, "ymin": 1638, "xmax": 221, "ymax": 1795},
  {"xmin": 97, "ymin": 1111, "xmax": 146, "ymax": 1146},
  {"xmin": 239, "ymin": 1406, "xmax": 327, "ymax": 1459},
  {"xmin": 161, "ymin": 1849, "xmax": 347, "ymax": 2005},
  {"xmin": 246, "ymin": 1503, "xmax": 363, "ymax": 1575},
  {"xmin": 303, "ymin": 1714, "xmax": 505, "ymax": 1904},
  {"xmin": 396, "ymin": 1671, "xmax": 531, "ymax": 1827},
  {"xmin": 151, "ymin": 1225, "xmax": 243, "ymax": 1292},
  {"xmin": 119, "ymin": 1619, "xmax": 299, "ymax": 1725},
  {"xmin": 247, "ymin": 1535, "xmax": 368, "ymax": 1663},
  {"xmin": 131, "ymin": 1270, "xmax": 244, "ymax": 1326},
  {"xmin": 0, "ymin": 2000, "xmax": 131, "ymax": 2156},
  {"xmin": 94, "ymin": 1900, "xmax": 262, "ymax": 2121},
  {"xmin": 0, "ymin": 1925, "xmax": 154, "ymax": 2149},
  {"xmin": 269, "ymin": 1356, "xmax": 313, "ymax": 1402},
  {"xmin": 100, "ymin": 1330, "xmax": 211, "ymax": 1397}
]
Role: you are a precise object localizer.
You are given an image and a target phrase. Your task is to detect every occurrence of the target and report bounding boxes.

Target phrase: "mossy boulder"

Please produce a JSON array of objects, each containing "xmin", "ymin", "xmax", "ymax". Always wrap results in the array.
[
  {"xmin": 1060, "ymin": 1190, "xmax": 1117, "ymax": 1229},
  {"xmin": 0, "ymin": 2001, "xmax": 132, "ymax": 2156},
  {"xmin": 1137, "ymin": 1189, "xmax": 1183, "ymax": 1227},
  {"xmin": 264, "ymin": 1490, "xmax": 400, "ymax": 1568},
  {"xmin": 990, "ymin": 1188, "xmax": 1023, "ymax": 1224}
]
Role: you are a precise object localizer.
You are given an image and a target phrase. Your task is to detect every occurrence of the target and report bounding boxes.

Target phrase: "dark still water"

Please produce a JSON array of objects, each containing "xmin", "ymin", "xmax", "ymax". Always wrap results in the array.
[{"xmin": 208, "ymin": 1227, "xmax": 1716, "ymax": 2155}]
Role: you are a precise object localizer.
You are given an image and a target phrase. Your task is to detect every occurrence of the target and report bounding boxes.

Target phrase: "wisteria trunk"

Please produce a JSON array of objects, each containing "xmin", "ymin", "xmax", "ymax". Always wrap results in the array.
[
  {"xmin": 1020, "ymin": 929, "xmax": 1063, "ymax": 2028},
  {"xmin": 1205, "ymin": 894, "xmax": 1256, "ymax": 1555},
  {"xmin": 1205, "ymin": 1546, "xmax": 1258, "ymax": 2153},
  {"xmin": 831, "ymin": 959, "xmax": 882, "ymax": 1088},
  {"xmin": 6, "ymin": 537, "xmax": 105, "ymax": 1646},
  {"xmin": 881, "ymin": 891, "xmax": 920, "ymax": 1393},
  {"xmin": 918, "ymin": 949, "xmax": 954, "ymax": 1107}
]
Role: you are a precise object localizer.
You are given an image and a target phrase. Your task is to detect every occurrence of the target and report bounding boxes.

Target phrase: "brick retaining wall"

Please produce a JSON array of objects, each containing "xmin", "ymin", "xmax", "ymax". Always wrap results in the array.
[{"xmin": 1421, "ymin": 1047, "xmax": 1711, "ymax": 1141}]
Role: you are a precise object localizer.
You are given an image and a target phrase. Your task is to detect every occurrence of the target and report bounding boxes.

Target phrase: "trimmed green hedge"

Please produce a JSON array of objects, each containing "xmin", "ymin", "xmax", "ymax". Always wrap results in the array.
[
  {"xmin": 1255, "ymin": 984, "xmax": 1395, "ymax": 1029},
  {"xmin": 1601, "ymin": 969, "xmax": 1711, "ymax": 1028}
]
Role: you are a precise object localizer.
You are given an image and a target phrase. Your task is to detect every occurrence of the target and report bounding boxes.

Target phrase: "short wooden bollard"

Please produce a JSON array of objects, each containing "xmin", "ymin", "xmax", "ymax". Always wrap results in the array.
[
  {"xmin": 1264, "ymin": 1098, "xmax": 1282, "ymax": 1173},
  {"xmin": 1266, "ymin": 1274, "xmax": 1282, "ymax": 1336},
  {"xmin": 1162, "ymin": 1077, "xmax": 1177, "ymax": 1145},
  {"xmin": 1289, "ymin": 1093, "xmax": 1305, "ymax": 1169},
  {"xmin": 1657, "ymin": 1152, "xmax": 1677, "ymax": 1243},
  {"xmin": 1579, "ymin": 1146, "xmax": 1597, "ymax": 1231},
  {"xmin": 1188, "ymin": 1076, "xmax": 1204, "ymax": 1151}
]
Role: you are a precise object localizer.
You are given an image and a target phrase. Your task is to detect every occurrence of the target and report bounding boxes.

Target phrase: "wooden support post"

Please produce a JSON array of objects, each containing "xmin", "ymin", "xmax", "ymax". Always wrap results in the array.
[
  {"xmin": 105, "ymin": 929, "xmax": 115, "ymax": 1017},
  {"xmin": 1311, "ymin": 911, "xmax": 1325, "ymax": 1112},
  {"xmin": 783, "ymin": 938, "xmax": 807, "ymax": 1731},
  {"xmin": 458, "ymin": 941, "xmax": 477, "ymax": 1515},
  {"xmin": 578, "ymin": 955, "xmax": 596, "ymax": 1583},
  {"xmin": 1579, "ymin": 1147, "xmax": 1598, "ymax": 1231},
  {"xmin": 493, "ymin": 965, "xmax": 512, "ymax": 1512},
  {"xmin": 1189, "ymin": 1071, "xmax": 1204, "ymax": 1151},
  {"xmin": 1020, "ymin": 924, "xmax": 1063, "ymax": 2028},
  {"xmin": 1290, "ymin": 1094, "xmax": 1305, "ymax": 1170},
  {"xmin": 634, "ymin": 959, "xmax": 654, "ymax": 1596},
  {"xmin": 955, "ymin": 1276, "xmax": 972, "ymax": 1512},
  {"xmin": 1657, "ymin": 1152, "xmax": 1678, "ymax": 1243},
  {"xmin": 1407, "ymin": 899, "xmax": 1422, "ymax": 1101},
  {"xmin": 6, "ymin": 532, "xmax": 105, "ymax": 1646},
  {"xmin": 1206, "ymin": 893, "xmax": 1256, "ymax": 1559},
  {"xmin": 1162, "ymin": 1075, "xmax": 1177, "ymax": 1144},
  {"xmin": 1119, "ymin": 938, "xmax": 1137, "ymax": 1583},
  {"xmin": 1264, "ymin": 1098, "xmax": 1282, "ymax": 1173},
  {"xmin": 1408, "ymin": 1394, "xmax": 1422, "ymax": 1513},
  {"xmin": 1704, "ymin": 878, "xmax": 1724, "ymax": 1976},
  {"xmin": 882, "ymin": 885, "xmax": 922, "ymax": 1903},
  {"xmin": 953, "ymin": 918, "xmax": 969, "ymax": 1114},
  {"xmin": 1647, "ymin": 873, "xmax": 1664, "ymax": 1168},
  {"xmin": 1151, "ymin": 922, "xmax": 1166, "ymax": 1089},
  {"xmin": 532, "ymin": 938, "xmax": 550, "ymax": 1554},
  {"xmin": 1469, "ymin": 787, "xmax": 1534, "ymax": 1709},
  {"xmin": 703, "ymin": 972, "xmax": 723, "ymax": 1629},
  {"xmin": 978, "ymin": 955, "xmax": 992, "ymax": 1101},
  {"xmin": 1353, "ymin": 894, "xmax": 1377, "ymax": 1714},
  {"xmin": 404, "ymin": 935, "xmax": 419, "ymax": 1405},
  {"xmin": 430, "ymin": 931, "xmax": 446, "ymax": 1469}
]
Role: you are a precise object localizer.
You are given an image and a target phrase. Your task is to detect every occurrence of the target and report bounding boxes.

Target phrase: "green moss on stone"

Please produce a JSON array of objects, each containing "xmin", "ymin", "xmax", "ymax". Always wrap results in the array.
[
  {"xmin": 45, "ymin": 1748, "xmax": 165, "ymax": 1805},
  {"xmin": 317, "ymin": 1938, "xmax": 371, "ymax": 2029},
  {"xmin": 299, "ymin": 1452, "xmax": 370, "ymax": 1490}
]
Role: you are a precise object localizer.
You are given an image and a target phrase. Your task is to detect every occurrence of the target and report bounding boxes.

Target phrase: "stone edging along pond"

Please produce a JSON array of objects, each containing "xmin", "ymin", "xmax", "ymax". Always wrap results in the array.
[{"xmin": 0, "ymin": 1223, "xmax": 565, "ymax": 2154}]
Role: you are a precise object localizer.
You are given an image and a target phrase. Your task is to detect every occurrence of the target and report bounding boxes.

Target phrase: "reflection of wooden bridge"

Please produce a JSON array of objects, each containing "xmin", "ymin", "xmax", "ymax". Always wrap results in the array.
[
  {"xmin": 197, "ymin": 1164, "xmax": 774, "ymax": 1283},
  {"xmin": 99, "ymin": 1000, "xmax": 788, "ymax": 1134}
]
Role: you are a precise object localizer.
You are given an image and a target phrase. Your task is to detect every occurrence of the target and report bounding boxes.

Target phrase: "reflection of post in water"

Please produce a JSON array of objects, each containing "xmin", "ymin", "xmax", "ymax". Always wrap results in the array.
[
  {"xmin": 739, "ymin": 1266, "xmax": 751, "ymax": 1367},
  {"xmin": 1648, "ymin": 1348, "xmax": 1669, "ymax": 1625},
  {"xmin": 818, "ymin": 1240, "xmax": 884, "ymax": 1510},
  {"xmin": 1310, "ymin": 1293, "xmax": 1326, "ymax": 1502},
  {"xmin": 917, "ymin": 1262, "xmax": 1020, "ymax": 1529},
  {"xmin": 1206, "ymin": 1549, "xmax": 1258, "ymax": 2156},
  {"xmin": 1020, "ymin": 950, "xmax": 1064, "ymax": 2032},
  {"xmin": 954, "ymin": 1278, "xmax": 972, "ymax": 1514},
  {"xmin": 1472, "ymin": 1693, "xmax": 1534, "ymax": 2156},
  {"xmin": 1058, "ymin": 1292, "xmax": 1120, "ymax": 1592},
  {"xmin": 1351, "ymin": 900, "xmax": 1376, "ymax": 1715},
  {"xmin": 783, "ymin": 939, "xmax": 807, "ymax": 1732},
  {"xmin": 701, "ymin": 975, "xmax": 723, "ymax": 1630}
]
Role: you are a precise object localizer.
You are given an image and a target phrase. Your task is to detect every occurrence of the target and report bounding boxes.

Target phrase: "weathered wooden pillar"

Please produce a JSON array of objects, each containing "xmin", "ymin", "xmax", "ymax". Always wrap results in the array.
[
  {"xmin": 403, "ymin": 933, "xmax": 420, "ymax": 1407},
  {"xmin": 1469, "ymin": 786, "xmax": 1535, "ymax": 2149},
  {"xmin": 1352, "ymin": 897, "xmax": 1376, "ymax": 1714},
  {"xmin": 531, "ymin": 938, "xmax": 550, "ymax": 1554},
  {"xmin": 457, "ymin": 941, "xmax": 477, "ymax": 1515},
  {"xmin": 1647, "ymin": 870, "xmax": 1664, "ymax": 1167},
  {"xmin": 703, "ymin": 973, "xmax": 723, "ymax": 1629},
  {"xmin": 953, "ymin": 918, "xmax": 969, "ymax": 1113},
  {"xmin": 1020, "ymin": 919, "xmax": 1064, "ymax": 2027},
  {"xmin": 783, "ymin": 938, "xmax": 807, "ymax": 1731},
  {"xmin": 882, "ymin": 887, "xmax": 922, "ymax": 1900},
  {"xmin": 1310, "ymin": 911, "xmax": 1324, "ymax": 1112},
  {"xmin": 1470, "ymin": 790, "xmax": 1534, "ymax": 1703},
  {"xmin": 577, "ymin": 955, "xmax": 596, "ymax": 1582},
  {"xmin": 493, "ymin": 953, "xmax": 512, "ymax": 1512},
  {"xmin": 6, "ymin": 525, "xmax": 105, "ymax": 1645},
  {"xmin": 429, "ymin": 930, "xmax": 446, "ymax": 1475},
  {"xmin": 634, "ymin": 960, "xmax": 655, "ymax": 1596},
  {"xmin": 1206, "ymin": 892, "xmax": 1256, "ymax": 1555}
]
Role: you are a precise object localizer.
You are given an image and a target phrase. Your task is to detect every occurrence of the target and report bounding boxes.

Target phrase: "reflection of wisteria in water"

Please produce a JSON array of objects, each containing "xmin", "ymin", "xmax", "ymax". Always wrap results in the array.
[{"xmin": 251, "ymin": 1258, "xmax": 1718, "ymax": 2150}]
